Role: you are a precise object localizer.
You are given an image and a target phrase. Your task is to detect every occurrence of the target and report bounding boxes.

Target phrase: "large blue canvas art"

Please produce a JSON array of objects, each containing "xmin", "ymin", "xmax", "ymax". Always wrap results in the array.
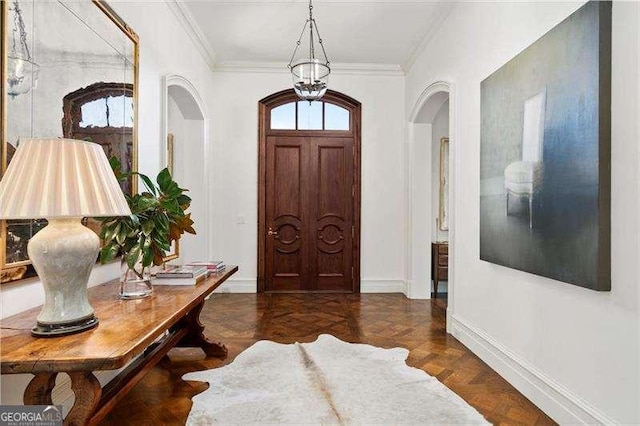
[{"xmin": 480, "ymin": 1, "xmax": 611, "ymax": 291}]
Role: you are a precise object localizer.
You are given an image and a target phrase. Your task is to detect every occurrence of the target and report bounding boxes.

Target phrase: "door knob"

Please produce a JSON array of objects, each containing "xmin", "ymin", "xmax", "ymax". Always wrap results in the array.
[{"xmin": 268, "ymin": 227, "xmax": 279, "ymax": 237}]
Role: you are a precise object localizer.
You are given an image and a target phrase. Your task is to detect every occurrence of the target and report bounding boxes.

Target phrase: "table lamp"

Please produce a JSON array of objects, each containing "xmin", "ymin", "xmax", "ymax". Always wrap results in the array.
[{"xmin": 0, "ymin": 138, "xmax": 131, "ymax": 336}]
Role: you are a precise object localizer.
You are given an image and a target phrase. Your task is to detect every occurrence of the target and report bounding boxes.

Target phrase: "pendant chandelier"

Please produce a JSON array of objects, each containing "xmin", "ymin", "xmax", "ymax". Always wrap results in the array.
[
  {"xmin": 287, "ymin": 0, "xmax": 330, "ymax": 102},
  {"xmin": 7, "ymin": 1, "xmax": 39, "ymax": 99}
]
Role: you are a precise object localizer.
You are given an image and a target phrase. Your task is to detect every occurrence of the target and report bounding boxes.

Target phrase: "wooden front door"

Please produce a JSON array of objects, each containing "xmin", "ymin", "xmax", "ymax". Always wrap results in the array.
[{"xmin": 259, "ymin": 90, "xmax": 361, "ymax": 293}]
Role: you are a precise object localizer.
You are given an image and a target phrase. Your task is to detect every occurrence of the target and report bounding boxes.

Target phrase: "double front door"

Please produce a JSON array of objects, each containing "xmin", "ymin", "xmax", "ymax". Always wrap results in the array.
[{"xmin": 265, "ymin": 135, "xmax": 355, "ymax": 292}]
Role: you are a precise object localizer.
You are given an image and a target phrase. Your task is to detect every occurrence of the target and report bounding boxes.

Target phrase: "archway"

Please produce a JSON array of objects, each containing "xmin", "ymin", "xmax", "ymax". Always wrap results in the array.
[
  {"xmin": 163, "ymin": 75, "xmax": 209, "ymax": 264},
  {"xmin": 407, "ymin": 81, "xmax": 455, "ymax": 327}
]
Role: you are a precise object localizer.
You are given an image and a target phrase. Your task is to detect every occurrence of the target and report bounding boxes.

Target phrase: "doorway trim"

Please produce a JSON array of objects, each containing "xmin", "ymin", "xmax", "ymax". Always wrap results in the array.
[
  {"xmin": 162, "ymin": 74, "xmax": 210, "ymax": 261},
  {"xmin": 407, "ymin": 80, "xmax": 456, "ymax": 329},
  {"xmin": 257, "ymin": 89, "xmax": 362, "ymax": 293}
]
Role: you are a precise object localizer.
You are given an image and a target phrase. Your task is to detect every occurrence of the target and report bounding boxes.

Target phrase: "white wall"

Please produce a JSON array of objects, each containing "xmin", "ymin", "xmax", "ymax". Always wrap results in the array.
[
  {"xmin": 406, "ymin": 122, "xmax": 430, "ymax": 300},
  {"xmin": 406, "ymin": 1, "xmax": 639, "ymax": 423},
  {"xmin": 0, "ymin": 0, "xmax": 215, "ymax": 406},
  {"xmin": 210, "ymin": 71, "xmax": 407, "ymax": 292}
]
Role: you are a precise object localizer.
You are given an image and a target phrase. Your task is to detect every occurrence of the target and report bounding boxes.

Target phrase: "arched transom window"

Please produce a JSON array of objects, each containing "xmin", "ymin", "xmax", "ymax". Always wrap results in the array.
[{"xmin": 270, "ymin": 100, "xmax": 350, "ymax": 131}]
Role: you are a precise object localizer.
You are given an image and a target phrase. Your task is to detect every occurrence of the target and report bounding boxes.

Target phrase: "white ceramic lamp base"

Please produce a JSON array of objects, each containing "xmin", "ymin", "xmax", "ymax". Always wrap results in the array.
[{"xmin": 28, "ymin": 217, "xmax": 100, "ymax": 337}]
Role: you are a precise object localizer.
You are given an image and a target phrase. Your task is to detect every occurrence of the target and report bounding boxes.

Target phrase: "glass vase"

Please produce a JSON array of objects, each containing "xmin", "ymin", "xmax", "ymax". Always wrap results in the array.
[{"xmin": 119, "ymin": 258, "xmax": 152, "ymax": 299}]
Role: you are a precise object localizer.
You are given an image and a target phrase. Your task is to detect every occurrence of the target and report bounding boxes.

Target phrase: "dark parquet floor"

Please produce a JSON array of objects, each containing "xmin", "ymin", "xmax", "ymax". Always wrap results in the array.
[{"xmin": 101, "ymin": 293, "xmax": 556, "ymax": 425}]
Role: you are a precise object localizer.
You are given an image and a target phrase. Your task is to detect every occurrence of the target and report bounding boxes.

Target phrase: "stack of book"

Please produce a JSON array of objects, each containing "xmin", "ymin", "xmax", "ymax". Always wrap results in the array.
[
  {"xmin": 151, "ymin": 265, "xmax": 208, "ymax": 286},
  {"xmin": 186, "ymin": 260, "xmax": 226, "ymax": 273}
]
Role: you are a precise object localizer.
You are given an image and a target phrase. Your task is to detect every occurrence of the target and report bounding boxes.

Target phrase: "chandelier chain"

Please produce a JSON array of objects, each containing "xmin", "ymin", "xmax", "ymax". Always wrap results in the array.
[
  {"xmin": 309, "ymin": 18, "xmax": 315, "ymax": 62},
  {"xmin": 287, "ymin": 0, "xmax": 331, "ymax": 101},
  {"xmin": 287, "ymin": 19, "xmax": 309, "ymax": 68},
  {"xmin": 312, "ymin": 20, "xmax": 330, "ymax": 66},
  {"xmin": 10, "ymin": 1, "xmax": 32, "ymax": 61}
]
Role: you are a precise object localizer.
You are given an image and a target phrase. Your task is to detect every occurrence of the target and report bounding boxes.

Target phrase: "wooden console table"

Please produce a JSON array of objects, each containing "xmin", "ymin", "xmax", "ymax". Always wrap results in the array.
[
  {"xmin": 431, "ymin": 242, "xmax": 448, "ymax": 297},
  {"xmin": 0, "ymin": 265, "xmax": 237, "ymax": 426}
]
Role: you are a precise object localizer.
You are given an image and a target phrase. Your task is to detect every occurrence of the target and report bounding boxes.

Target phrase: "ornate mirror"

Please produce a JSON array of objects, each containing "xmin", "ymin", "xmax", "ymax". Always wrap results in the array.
[{"xmin": 0, "ymin": 0, "xmax": 139, "ymax": 283}]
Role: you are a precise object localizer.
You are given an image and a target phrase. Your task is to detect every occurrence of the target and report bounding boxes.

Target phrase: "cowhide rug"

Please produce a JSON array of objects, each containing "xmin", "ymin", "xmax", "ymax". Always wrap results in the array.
[{"xmin": 183, "ymin": 334, "xmax": 489, "ymax": 425}]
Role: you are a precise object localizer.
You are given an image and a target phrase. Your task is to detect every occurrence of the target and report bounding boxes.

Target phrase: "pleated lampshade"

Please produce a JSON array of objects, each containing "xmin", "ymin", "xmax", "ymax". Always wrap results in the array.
[{"xmin": 0, "ymin": 138, "xmax": 131, "ymax": 219}]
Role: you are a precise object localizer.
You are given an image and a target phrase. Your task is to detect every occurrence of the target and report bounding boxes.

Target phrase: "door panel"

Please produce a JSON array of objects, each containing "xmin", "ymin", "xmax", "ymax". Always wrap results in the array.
[
  {"xmin": 274, "ymin": 147, "xmax": 302, "ymax": 217},
  {"xmin": 310, "ymin": 139, "xmax": 353, "ymax": 291},
  {"xmin": 266, "ymin": 138, "xmax": 308, "ymax": 291}
]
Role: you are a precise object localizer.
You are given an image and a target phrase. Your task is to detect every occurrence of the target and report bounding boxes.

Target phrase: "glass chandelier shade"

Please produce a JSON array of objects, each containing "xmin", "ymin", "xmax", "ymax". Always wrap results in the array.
[
  {"xmin": 288, "ymin": 0, "xmax": 330, "ymax": 102},
  {"xmin": 7, "ymin": 1, "xmax": 39, "ymax": 99},
  {"xmin": 8, "ymin": 56, "xmax": 40, "ymax": 99},
  {"xmin": 291, "ymin": 58, "xmax": 330, "ymax": 101}
]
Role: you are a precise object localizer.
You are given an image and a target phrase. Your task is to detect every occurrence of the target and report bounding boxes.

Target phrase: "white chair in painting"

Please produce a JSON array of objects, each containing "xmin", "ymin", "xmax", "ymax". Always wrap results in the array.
[{"xmin": 504, "ymin": 90, "xmax": 546, "ymax": 229}]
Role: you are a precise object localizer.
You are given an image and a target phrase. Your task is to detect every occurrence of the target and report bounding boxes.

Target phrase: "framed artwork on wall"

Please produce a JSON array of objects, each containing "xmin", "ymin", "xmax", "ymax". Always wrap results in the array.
[
  {"xmin": 161, "ymin": 132, "xmax": 179, "ymax": 263},
  {"xmin": 438, "ymin": 137, "xmax": 449, "ymax": 232},
  {"xmin": 479, "ymin": 1, "xmax": 611, "ymax": 291},
  {"xmin": 167, "ymin": 133, "xmax": 175, "ymax": 176}
]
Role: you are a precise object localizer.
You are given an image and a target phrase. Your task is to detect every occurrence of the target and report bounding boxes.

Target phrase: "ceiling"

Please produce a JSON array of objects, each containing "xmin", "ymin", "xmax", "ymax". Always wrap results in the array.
[{"xmin": 181, "ymin": 1, "xmax": 453, "ymax": 71}]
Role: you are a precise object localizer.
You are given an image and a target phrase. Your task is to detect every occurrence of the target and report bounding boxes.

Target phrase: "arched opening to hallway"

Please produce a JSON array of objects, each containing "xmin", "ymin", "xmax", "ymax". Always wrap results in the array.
[
  {"xmin": 407, "ymin": 82, "xmax": 455, "ymax": 326},
  {"xmin": 164, "ymin": 76, "xmax": 209, "ymax": 264}
]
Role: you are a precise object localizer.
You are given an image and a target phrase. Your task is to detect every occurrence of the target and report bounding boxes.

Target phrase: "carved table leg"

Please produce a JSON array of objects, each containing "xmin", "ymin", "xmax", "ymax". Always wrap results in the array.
[
  {"xmin": 24, "ymin": 373, "xmax": 58, "ymax": 405},
  {"xmin": 65, "ymin": 372, "xmax": 101, "ymax": 426},
  {"xmin": 24, "ymin": 371, "xmax": 101, "ymax": 426},
  {"xmin": 177, "ymin": 300, "xmax": 228, "ymax": 358}
]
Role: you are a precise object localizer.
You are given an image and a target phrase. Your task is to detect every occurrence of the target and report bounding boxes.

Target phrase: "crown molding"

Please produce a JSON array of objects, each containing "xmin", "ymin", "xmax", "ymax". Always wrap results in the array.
[
  {"xmin": 38, "ymin": 50, "xmax": 124, "ymax": 70},
  {"xmin": 164, "ymin": 0, "xmax": 452, "ymax": 76},
  {"xmin": 404, "ymin": 2, "xmax": 457, "ymax": 73},
  {"xmin": 214, "ymin": 61, "xmax": 405, "ymax": 76},
  {"xmin": 165, "ymin": 0, "xmax": 217, "ymax": 72}
]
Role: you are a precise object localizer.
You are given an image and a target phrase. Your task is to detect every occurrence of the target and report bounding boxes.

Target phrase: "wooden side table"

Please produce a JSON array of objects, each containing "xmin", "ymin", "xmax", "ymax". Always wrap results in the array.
[
  {"xmin": 0, "ymin": 266, "xmax": 237, "ymax": 426},
  {"xmin": 431, "ymin": 242, "xmax": 448, "ymax": 297}
]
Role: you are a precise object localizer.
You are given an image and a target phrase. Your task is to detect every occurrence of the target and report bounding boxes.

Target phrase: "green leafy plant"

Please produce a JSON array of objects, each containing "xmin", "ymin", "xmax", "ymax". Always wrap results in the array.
[{"xmin": 99, "ymin": 158, "xmax": 196, "ymax": 277}]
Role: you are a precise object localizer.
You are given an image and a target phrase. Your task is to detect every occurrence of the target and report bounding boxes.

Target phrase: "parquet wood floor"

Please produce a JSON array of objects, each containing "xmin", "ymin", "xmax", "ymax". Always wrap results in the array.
[{"xmin": 101, "ymin": 293, "xmax": 556, "ymax": 425}]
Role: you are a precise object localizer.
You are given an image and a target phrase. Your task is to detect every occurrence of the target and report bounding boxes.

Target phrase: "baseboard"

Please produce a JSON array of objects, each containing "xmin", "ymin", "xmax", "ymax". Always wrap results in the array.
[
  {"xmin": 209, "ymin": 279, "xmax": 407, "ymax": 295},
  {"xmin": 450, "ymin": 315, "xmax": 617, "ymax": 425},
  {"xmin": 212, "ymin": 278, "xmax": 256, "ymax": 294},
  {"xmin": 360, "ymin": 279, "xmax": 407, "ymax": 294}
]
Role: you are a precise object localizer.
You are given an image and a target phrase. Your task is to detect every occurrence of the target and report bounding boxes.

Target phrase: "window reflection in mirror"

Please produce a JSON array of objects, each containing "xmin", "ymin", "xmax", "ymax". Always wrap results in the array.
[
  {"xmin": 63, "ymin": 82, "xmax": 135, "ymax": 195},
  {"xmin": 80, "ymin": 95, "xmax": 134, "ymax": 128}
]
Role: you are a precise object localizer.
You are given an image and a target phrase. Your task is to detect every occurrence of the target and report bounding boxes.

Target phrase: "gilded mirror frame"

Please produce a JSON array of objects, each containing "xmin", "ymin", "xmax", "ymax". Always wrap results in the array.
[{"xmin": 0, "ymin": 0, "xmax": 139, "ymax": 283}]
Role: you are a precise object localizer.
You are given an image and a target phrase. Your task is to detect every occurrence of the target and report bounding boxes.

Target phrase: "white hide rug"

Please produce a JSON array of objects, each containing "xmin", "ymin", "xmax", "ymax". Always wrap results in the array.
[{"xmin": 183, "ymin": 334, "xmax": 489, "ymax": 425}]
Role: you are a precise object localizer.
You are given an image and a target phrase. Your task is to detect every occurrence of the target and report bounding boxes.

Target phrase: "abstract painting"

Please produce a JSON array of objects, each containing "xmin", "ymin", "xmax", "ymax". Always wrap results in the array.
[{"xmin": 480, "ymin": 1, "xmax": 611, "ymax": 291}]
